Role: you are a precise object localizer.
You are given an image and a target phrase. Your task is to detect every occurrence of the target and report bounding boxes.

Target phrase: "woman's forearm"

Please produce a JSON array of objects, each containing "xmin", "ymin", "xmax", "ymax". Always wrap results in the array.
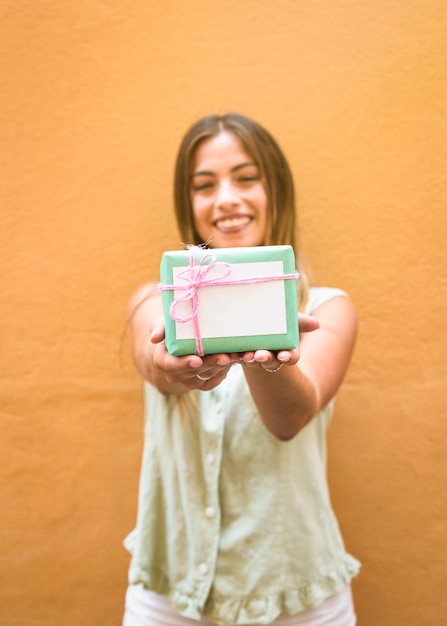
[{"xmin": 242, "ymin": 363, "xmax": 319, "ymax": 441}]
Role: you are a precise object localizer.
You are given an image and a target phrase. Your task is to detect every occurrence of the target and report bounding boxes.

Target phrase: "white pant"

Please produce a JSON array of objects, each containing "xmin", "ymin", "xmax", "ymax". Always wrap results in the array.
[{"xmin": 122, "ymin": 584, "xmax": 356, "ymax": 626}]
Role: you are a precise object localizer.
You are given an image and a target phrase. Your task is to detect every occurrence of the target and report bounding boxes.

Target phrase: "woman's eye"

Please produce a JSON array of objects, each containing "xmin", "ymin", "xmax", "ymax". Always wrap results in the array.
[
  {"xmin": 192, "ymin": 181, "xmax": 214, "ymax": 192},
  {"xmin": 238, "ymin": 175, "xmax": 258, "ymax": 184}
]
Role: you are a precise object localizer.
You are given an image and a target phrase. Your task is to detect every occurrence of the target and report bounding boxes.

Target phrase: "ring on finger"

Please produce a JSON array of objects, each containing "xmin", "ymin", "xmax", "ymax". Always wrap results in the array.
[
  {"xmin": 264, "ymin": 363, "xmax": 284, "ymax": 373},
  {"xmin": 196, "ymin": 374, "xmax": 212, "ymax": 381}
]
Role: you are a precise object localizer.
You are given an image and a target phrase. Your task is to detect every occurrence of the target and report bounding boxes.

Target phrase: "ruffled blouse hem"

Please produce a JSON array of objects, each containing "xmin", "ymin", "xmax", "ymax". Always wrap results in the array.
[{"xmin": 130, "ymin": 553, "xmax": 361, "ymax": 626}]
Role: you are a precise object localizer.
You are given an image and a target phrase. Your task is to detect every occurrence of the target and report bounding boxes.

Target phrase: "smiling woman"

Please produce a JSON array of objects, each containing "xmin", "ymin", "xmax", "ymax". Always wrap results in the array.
[
  {"xmin": 174, "ymin": 114, "xmax": 298, "ymax": 261},
  {"xmin": 190, "ymin": 132, "xmax": 268, "ymax": 249},
  {"xmin": 124, "ymin": 112, "xmax": 359, "ymax": 626}
]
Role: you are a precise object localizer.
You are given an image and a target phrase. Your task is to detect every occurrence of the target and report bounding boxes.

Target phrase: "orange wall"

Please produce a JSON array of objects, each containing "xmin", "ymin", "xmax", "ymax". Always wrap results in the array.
[{"xmin": 2, "ymin": 2, "xmax": 446, "ymax": 624}]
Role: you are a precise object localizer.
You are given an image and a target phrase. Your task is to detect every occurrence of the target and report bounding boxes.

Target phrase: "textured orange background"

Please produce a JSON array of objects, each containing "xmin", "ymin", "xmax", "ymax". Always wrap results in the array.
[{"xmin": 1, "ymin": 2, "xmax": 447, "ymax": 625}]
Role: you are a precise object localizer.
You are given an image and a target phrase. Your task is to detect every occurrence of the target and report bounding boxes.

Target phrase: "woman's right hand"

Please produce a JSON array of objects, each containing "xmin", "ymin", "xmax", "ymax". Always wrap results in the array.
[
  {"xmin": 149, "ymin": 320, "xmax": 238, "ymax": 393},
  {"xmin": 128, "ymin": 285, "xmax": 237, "ymax": 394}
]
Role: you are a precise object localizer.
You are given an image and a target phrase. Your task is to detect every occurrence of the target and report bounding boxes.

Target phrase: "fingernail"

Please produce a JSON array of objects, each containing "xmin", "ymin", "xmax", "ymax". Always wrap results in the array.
[{"xmin": 278, "ymin": 355, "xmax": 291, "ymax": 363}]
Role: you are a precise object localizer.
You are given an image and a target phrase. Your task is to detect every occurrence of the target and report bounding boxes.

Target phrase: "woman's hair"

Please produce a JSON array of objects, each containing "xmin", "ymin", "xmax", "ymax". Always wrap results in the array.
[{"xmin": 173, "ymin": 112, "xmax": 308, "ymax": 307}]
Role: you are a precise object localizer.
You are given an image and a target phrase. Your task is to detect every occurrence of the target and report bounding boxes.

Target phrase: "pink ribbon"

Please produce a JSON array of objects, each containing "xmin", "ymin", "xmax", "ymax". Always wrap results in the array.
[{"xmin": 160, "ymin": 250, "xmax": 298, "ymax": 356}]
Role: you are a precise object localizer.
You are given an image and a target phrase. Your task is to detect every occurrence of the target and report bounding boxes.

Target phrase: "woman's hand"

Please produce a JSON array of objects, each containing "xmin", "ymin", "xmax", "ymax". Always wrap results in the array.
[
  {"xmin": 150, "ymin": 321, "xmax": 238, "ymax": 392},
  {"xmin": 128, "ymin": 284, "xmax": 321, "ymax": 396},
  {"xmin": 148, "ymin": 312, "xmax": 320, "ymax": 393},
  {"xmin": 129, "ymin": 287, "xmax": 239, "ymax": 394},
  {"xmin": 239, "ymin": 313, "xmax": 320, "ymax": 373}
]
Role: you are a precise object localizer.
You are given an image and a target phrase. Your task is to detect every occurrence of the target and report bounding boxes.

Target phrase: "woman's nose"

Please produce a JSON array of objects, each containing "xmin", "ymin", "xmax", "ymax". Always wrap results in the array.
[{"xmin": 215, "ymin": 180, "xmax": 239, "ymax": 210}]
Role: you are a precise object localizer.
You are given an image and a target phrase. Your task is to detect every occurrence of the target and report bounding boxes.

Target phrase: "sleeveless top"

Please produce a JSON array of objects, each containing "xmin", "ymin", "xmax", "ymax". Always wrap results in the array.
[{"xmin": 124, "ymin": 287, "xmax": 361, "ymax": 626}]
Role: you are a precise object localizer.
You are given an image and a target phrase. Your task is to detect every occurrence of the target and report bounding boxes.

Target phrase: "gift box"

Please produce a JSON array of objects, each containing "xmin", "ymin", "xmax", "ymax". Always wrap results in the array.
[{"xmin": 159, "ymin": 245, "xmax": 299, "ymax": 356}]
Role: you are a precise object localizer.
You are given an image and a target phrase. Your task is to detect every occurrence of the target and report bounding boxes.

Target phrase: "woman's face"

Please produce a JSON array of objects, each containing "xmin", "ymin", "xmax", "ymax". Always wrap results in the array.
[{"xmin": 190, "ymin": 132, "xmax": 268, "ymax": 249}]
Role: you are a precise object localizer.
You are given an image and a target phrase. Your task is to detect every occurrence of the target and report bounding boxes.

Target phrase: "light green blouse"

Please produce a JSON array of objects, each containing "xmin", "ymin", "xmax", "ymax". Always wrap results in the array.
[{"xmin": 124, "ymin": 287, "xmax": 360, "ymax": 626}]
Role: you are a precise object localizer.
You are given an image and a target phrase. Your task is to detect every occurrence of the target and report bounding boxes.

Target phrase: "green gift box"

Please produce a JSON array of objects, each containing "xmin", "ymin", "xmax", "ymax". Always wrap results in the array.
[{"xmin": 159, "ymin": 245, "xmax": 299, "ymax": 356}]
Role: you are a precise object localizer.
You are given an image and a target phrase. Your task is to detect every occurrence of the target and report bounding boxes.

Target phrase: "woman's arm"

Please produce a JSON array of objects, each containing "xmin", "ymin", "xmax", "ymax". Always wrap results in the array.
[{"xmin": 241, "ymin": 295, "xmax": 358, "ymax": 441}]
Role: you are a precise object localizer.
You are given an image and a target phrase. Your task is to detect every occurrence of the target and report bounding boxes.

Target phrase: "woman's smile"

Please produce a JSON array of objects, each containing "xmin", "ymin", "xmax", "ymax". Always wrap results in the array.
[{"xmin": 213, "ymin": 214, "xmax": 253, "ymax": 232}]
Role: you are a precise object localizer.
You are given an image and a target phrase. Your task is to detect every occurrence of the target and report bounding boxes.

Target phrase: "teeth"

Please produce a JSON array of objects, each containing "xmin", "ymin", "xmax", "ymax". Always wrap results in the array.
[{"xmin": 216, "ymin": 216, "xmax": 250, "ymax": 228}]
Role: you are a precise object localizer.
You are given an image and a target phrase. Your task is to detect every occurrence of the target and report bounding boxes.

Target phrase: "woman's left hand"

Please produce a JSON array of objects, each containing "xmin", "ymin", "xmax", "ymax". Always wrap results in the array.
[{"xmin": 239, "ymin": 312, "xmax": 319, "ymax": 373}]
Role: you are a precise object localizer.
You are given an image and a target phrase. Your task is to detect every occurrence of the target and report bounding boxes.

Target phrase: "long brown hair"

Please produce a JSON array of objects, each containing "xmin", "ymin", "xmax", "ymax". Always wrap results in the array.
[{"xmin": 173, "ymin": 112, "xmax": 308, "ymax": 307}]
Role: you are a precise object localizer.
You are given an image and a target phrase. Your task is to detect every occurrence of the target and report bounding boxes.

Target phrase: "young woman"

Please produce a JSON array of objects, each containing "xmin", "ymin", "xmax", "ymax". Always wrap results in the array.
[{"xmin": 123, "ymin": 113, "xmax": 360, "ymax": 626}]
